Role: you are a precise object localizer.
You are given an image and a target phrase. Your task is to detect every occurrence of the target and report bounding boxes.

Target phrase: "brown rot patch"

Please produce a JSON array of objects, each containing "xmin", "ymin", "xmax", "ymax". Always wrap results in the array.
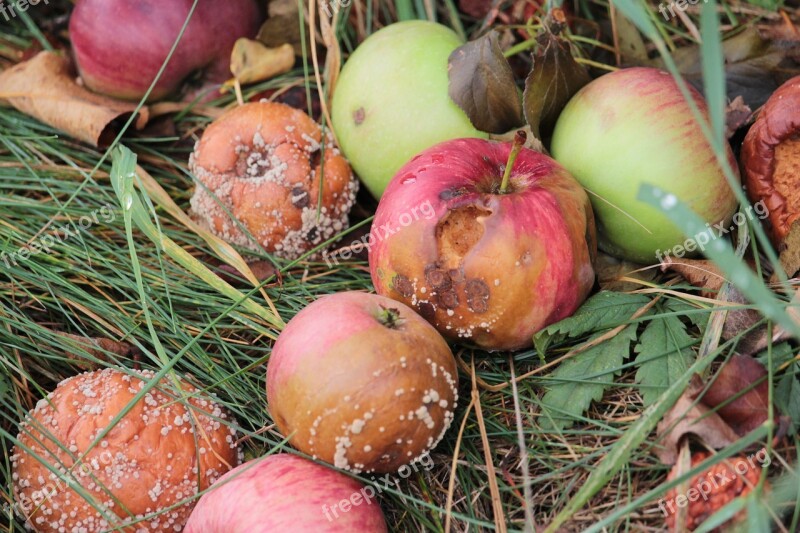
[
  {"xmin": 464, "ymin": 279, "xmax": 490, "ymax": 314},
  {"xmin": 392, "ymin": 274, "xmax": 413, "ymax": 297},
  {"xmin": 435, "ymin": 205, "xmax": 487, "ymax": 270},
  {"xmin": 417, "ymin": 301, "xmax": 436, "ymax": 321},
  {"xmin": 437, "ymin": 290, "xmax": 460, "ymax": 309},
  {"xmin": 424, "ymin": 265, "xmax": 451, "ymax": 290}
]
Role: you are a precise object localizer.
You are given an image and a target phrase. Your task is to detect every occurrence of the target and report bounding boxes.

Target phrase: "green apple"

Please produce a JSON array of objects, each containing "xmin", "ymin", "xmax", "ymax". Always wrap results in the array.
[
  {"xmin": 551, "ymin": 67, "xmax": 738, "ymax": 263},
  {"xmin": 332, "ymin": 21, "xmax": 488, "ymax": 198}
]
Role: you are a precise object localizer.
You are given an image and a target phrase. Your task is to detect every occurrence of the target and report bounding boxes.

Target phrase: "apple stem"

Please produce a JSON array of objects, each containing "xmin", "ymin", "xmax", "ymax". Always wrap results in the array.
[{"xmin": 499, "ymin": 130, "xmax": 526, "ymax": 194}]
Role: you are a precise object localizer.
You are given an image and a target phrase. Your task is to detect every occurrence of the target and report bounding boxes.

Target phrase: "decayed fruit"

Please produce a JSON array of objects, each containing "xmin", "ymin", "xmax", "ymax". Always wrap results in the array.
[
  {"xmin": 741, "ymin": 75, "xmax": 800, "ymax": 246},
  {"xmin": 189, "ymin": 101, "xmax": 358, "ymax": 260},
  {"xmin": 266, "ymin": 291, "xmax": 458, "ymax": 473},
  {"xmin": 11, "ymin": 368, "xmax": 239, "ymax": 532},
  {"xmin": 369, "ymin": 137, "xmax": 596, "ymax": 351}
]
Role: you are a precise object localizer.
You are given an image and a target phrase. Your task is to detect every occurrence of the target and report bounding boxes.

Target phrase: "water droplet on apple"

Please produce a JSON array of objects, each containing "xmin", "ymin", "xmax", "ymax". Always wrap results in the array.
[{"xmin": 660, "ymin": 194, "xmax": 677, "ymax": 210}]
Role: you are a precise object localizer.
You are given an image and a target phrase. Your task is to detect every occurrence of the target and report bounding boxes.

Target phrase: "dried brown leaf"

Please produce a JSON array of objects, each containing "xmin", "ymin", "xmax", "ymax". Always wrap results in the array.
[
  {"xmin": 725, "ymin": 95, "xmax": 753, "ymax": 139},
  {"xmin": 448, "ymin": 30, "xmax": 523, "ymax": 134},
  {"xmin": 655, "ymin": 377, "xmax": 741, "ymax": 464},
  {"xmin": 228, "ymin": 39, "xmax": 295, "ymax": 86},
  {"xmin": 702, "ymin": 355, "xmax": 773, "ymax": 436},
  {"xmin": 522, "ymin": 11, "xmax": 590, "ymax": 138},
  {"xmin": 661, "ymin": 256, "xmax": 727, "ymax": 298},
  {"xmin": 0, "ymin": 52, "xmax": 149, "ymax": 147}
]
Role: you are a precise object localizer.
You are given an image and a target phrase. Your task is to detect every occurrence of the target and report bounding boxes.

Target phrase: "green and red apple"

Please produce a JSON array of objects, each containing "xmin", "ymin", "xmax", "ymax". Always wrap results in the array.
[
  {"xmin": 332, "ymin": 21, "xmax": 487, "ymax": 198},
  {"xmin": 550, "ymin": 67, "xmax": 739, "ymax": 263}
]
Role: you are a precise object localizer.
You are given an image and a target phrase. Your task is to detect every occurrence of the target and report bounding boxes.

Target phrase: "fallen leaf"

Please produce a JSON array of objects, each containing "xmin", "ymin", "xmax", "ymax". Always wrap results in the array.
[
  {"xmin": 448, "ymin": 30, "xmax": 524, "ymax": 134},
  {"xmin": 657, "ymin": 27, "xmax": 800, "ymax": 110},
  {"xmin": 257, "ymin": 0, "xmax": 307, "ymax": 57},
  {"xmin": 60, "ymin": 332, "xmax": 140, "ymax": 367},
  {"xmin": 702, "ymin": 354, "xmax": 773, "ymax": 436},
  {"xmin": 655, "ymin": 377, "xmax": 742, "ymax": 464},
  {"xmin": 228, "ymin": 39, "xmax": 295, "ymax": 86},
  {"xmin": 0, "ymin": 52, "xmax": 149, "ymax": 147},
  {"xmin": 595, "ymin": 251, "xmax": 655, "ymax": 291},
  {"xmin": 725, "ymin": 95, "xmax": 753, "ymax": 139},
  {"xmin": 216, "ymin": 260, "xmax": 279, "ymax": 285},
  {"xmin": 656, "ymin": 355, "xmax": 778, "ymax": 464},
  {"xmin": 522, "ymin": 9, "xmax": 590, "ymax": 138},
  {"xmin": 612, "ymin": 4, "xmax": 648, "ymax": 65},
  {"xmin": 660, "ymin": 256, "xmax": 727, "ymax": 298}
]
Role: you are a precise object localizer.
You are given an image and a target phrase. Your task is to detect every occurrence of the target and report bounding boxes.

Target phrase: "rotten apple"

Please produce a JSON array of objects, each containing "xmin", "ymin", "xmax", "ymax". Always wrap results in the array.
[
  {"xmin": 69, "ymin": 0, "xmax": 261, "ymax": 101},
  {"xmin": 266, "ymin": 291, "xmax": 458, "ymax": 474},
  {"xmin": 368, "ymin": 135, "xmax": 596, "ymax": 352},
  {"xmin": 550, "ymin": 67, "xmax": 739, "ymax": 263}
]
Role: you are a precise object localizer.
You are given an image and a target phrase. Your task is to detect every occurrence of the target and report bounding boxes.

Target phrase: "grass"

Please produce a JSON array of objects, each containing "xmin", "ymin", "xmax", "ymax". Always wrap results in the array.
[{"xmin": 1, "ymin": 0, "xmax": 799, "ymax": 531}]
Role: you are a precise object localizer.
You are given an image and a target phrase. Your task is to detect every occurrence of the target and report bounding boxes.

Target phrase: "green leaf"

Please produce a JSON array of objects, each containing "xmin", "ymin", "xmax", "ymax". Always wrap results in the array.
[
  {"xmin": 663, "ymin": 297, "xmax": 708, "ymax": 330},
  {"xmin": 534, "ymin": 291, "xmax": 651, "ymax": 355},
  {"xmin": 634, "ymin": 313, "xmax": 696, "ymax": 406},
  {"xmin": 522, "ymin": 16, "xmax": 590, "ymax": 139},
  {"xmin": 539, "ymin": 325, "xmax": 637, "ymax": 430},
  {"xmin": 448, "ymin": 30, "xmax": 524, "ymax": 134},
  {"xmin": 775, "ymin": 364, "xmax": 800, "ymax": 432}
]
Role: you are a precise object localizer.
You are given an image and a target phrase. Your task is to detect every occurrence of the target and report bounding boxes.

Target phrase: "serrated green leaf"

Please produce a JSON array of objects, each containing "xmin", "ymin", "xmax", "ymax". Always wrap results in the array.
[
  {"xmin": 534, "ymin": 291, "xmax": 651, "ymax": 355},
  {"xmin": 539, "ymin": 325, "xmax": 637, "ymax": 430},
  {"xmin": 634, "ymin": 314, "xmax": 696, "ymax": 406},
  {"xmin": 663, "ymin": 297, "xmax": 708, "ymax": 330}
]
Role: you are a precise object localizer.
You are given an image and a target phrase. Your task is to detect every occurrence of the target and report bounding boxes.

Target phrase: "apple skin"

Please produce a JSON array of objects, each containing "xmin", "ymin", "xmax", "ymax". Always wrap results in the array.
[
  {"xmin": 550, "ymin": 67, "xmax": 739, "ymax": 263},
  {"xmin": 184, "ymin": 454, "xmax": 388, "ymax": 532},
  {"xmin": 69, "ymin": 0, "xmax": 260, "ymax": 101},
  {"xmin": 331, "ymin": 21, "xmax": 488, "ymax": 198},
  {"xmin": 266, "ymin": 291, "xmax": 458, "ymax": 474},
  {"xmin": 369, "ymin": 138, "xmax": 596, "ymax": 352}
]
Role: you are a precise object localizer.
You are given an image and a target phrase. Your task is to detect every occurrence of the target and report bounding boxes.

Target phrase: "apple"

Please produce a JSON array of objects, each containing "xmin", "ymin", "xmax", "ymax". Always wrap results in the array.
[
  {"xmin": 550, "ymin": 67, "xmax": 739, "ymax": 263},
  {"xmin": 266, "ymin": 291, "xmax": 458, "ymax": 474},
  {"xmin": 368, "ymin": 136, "xmax": 596, "ymax": 352},
  {"xmin": 331, "ymin": 21, "xmax": 487, "ymax": 198},
  {"xmin": 69, "ymin": 0, "xmax": 261, "ymax": 101},
  {"xmin": 185, "ymin": 454, "xmax": 388, "ymax": 532}
]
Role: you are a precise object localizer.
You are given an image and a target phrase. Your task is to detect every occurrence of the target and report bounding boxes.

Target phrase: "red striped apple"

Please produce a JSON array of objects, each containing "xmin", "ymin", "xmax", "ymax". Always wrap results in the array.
[
  {"xmin": 369, "ymin": 136, "xmax": 596, "ymax": 352},
  {"xmin": 550, "ymin": 67, "xmax": 739, "ymax": 263},
  {"xmin": 185, "ymin": 454, "xmax": 387, "ymax": 532},
  {"xmin": 70, "ymin": 0, "xmax": 260, "ymax": 101}
]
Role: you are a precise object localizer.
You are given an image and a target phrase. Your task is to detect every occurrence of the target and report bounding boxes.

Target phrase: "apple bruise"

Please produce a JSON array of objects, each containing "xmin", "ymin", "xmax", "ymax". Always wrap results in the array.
[
  {"xmin": 370, "ymin": 138, "xmax": 596, "ymax": 351},
  {"xmin": 266, "ymin": 293, "xmax": 458, "ymax": 474}
]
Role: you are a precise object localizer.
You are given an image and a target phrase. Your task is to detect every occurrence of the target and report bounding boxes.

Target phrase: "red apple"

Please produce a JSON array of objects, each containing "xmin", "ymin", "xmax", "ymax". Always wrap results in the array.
[
  {"xmin": 369, "ymin": 137, "xmax": 596, "ymax": 351},
  {"xmin": 69, "ymin": 0, "xmax": 261, "ymax": 101},
  {"xmin": 267, "ymin": 291, "xmax": 458, "ymax": 474},
  {"xmin": 185, "ymin": 454, "xmax": 388, "ymax": 532}
]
